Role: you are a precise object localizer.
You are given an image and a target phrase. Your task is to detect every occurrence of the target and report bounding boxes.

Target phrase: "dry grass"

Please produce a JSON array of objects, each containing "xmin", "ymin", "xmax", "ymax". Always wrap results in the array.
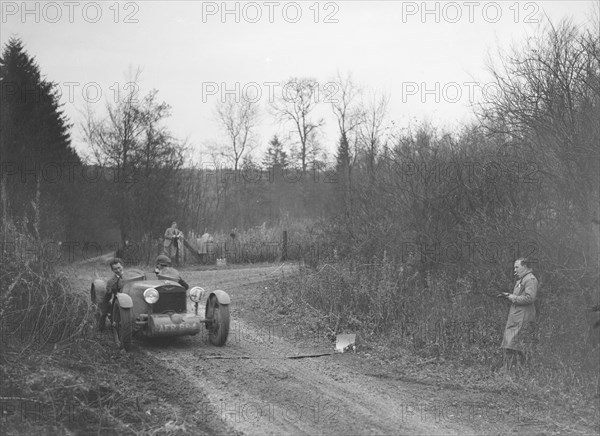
[
  {"xmin": 0, "ymin": 229, "xmax": 193, "ymax": 435},
  {"xmin": 267, "ymin": 257, "xmax": 600, "ymax": 404}
]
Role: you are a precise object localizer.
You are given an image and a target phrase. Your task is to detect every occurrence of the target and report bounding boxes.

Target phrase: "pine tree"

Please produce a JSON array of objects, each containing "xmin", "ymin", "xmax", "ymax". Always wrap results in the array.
[
  {"xmin": 0, "ymin": 37, "xmax": 80, "ymax": 238},
  {"xmin": 335, "ymin": 133, "xmax": 352, "ymax": 218},
  {"xmin": 262, "ymin": 135, "xmax": 288, "ymax": 169},
  {"xmin": 335, "ymin": 133, "xmax": 350, "ymax": 175}
]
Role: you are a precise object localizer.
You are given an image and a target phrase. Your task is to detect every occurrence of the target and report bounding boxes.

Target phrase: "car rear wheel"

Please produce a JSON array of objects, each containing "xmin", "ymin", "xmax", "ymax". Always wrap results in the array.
[
  {"xmin": 207, "ymin": 295, "xmax": 230, "ymax": 346},
  {"xmin": 112, "ymin": 300, "xmax": 132, "ymax": 351}
]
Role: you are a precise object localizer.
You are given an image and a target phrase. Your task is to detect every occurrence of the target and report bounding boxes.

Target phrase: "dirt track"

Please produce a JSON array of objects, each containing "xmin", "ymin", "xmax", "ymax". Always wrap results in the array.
[
  {"xmin": 72, "ymin": 263, "xmax": 591, "ymax": 435},
  {"xmin": 141, "ymin": 264, "xmax": 466, "ymax": 435}
]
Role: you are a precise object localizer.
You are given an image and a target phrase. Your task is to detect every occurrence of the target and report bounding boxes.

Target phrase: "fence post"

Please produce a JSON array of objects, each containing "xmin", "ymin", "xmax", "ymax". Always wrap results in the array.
[{"xmin": 282, "ymin": 230, "xmax": 288, "ymax": 261}]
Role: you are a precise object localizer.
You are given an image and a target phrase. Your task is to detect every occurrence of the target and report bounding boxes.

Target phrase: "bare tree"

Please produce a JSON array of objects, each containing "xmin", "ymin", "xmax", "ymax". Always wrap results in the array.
[
  {"xmin": 82, "ymin": 71, "xmax": 187, "ymax": 242},
  {"xmin": 214, "ymin": 96, "xmax": 259, "ymax": 172},
  {"xmin": 270, "ymin": 77, "xmax": 324, "ymax": 173},
  {"xmin": 358, "ymin": 90, "xmax": 390, "ymax": 179},
  {"xmin": 331, "ymin": 72, "xmax": 363, "ymax": 144},
  {"xmin": 478, "ymin": 15, "xmax": 600, "ymax": 287},
  {"xmin": 482, "ymin": 18, "xmax": 599, "ymax": 225}
]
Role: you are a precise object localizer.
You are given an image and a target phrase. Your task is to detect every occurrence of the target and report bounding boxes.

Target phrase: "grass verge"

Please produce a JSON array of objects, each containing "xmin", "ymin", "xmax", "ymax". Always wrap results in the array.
[{"xmin": 250, "ymin": 265, "xmax": 600, "ymax": 434}]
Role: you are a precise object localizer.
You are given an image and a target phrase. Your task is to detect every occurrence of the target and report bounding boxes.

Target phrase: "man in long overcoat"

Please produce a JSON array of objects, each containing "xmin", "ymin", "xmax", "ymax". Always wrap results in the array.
[
  {"xmin": 163, "ymin": 221, "xmax": 183, "ymax": 260},
  {"xmin": 500, "ymin": 257, "xmax": 539, "ymax": 367}
]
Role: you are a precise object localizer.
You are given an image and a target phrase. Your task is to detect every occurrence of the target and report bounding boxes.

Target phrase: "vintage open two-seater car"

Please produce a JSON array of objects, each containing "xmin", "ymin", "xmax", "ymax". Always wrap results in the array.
[{"xmin": 90, "ymin": 268, "xmax": 230, "ymax": 351}]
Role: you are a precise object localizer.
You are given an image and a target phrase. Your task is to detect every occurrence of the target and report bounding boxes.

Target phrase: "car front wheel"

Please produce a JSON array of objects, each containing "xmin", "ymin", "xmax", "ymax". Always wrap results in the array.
[
  {"xmin": 207, "ymin": 295, "xmax": 230, "ymax": 346},
  {"xmin": 112, "ymin": 300, "xmax": 132, "ymax": 351}
]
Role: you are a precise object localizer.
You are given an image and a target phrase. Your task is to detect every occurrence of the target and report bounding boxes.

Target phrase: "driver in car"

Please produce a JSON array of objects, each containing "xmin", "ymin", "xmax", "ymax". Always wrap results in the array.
[
  {"xmin": 155, "ymin": 254, "xmax": 189, "ymax": 290},
  {"xmin": 99, "ymin": 257, "xmax": 125, "ymax": 331}
]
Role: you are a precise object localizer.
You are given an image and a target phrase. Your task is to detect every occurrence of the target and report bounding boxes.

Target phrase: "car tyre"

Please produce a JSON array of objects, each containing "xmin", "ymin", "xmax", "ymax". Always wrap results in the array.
[
  {"xmin": 112, "ymin": 300, "xmax": 132, "ymax": 351},
  {"xmin": 207, "ymin": 295, "xmax": 230, "ymax": 346}
]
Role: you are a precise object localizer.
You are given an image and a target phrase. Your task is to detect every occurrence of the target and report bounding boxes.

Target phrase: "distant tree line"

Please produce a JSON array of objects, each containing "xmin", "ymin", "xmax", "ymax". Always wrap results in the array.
[
  {"xmin": 1, "ymin": 15, "xmax": 598, "ymax": 298},
  {"xmin": 0, "ymin": 38, "xmax": 334, "ymax": 247},
  {"xmin": 319, "ymin": 18, "xmax": 599, "ymax": 309}
]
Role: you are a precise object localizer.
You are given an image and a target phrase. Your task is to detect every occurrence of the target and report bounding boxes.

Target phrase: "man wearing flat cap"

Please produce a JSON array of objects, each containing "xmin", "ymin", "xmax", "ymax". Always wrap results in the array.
[{"xmin": 155, "ymin": 254, "xmax": 189, "ymax": 290}]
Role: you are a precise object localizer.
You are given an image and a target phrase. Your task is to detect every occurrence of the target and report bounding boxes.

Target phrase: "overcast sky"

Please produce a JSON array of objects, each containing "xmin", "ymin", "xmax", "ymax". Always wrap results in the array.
[{"xmin": 1, "ymin": 1, "xmax": 596, "ymax": 163}]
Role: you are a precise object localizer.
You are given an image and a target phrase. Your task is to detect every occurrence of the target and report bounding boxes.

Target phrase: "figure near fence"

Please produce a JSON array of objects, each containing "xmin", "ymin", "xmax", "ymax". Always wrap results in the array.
[{"xmin": 198, "ymin": 229, "xmax": 214, "ymax": 264}]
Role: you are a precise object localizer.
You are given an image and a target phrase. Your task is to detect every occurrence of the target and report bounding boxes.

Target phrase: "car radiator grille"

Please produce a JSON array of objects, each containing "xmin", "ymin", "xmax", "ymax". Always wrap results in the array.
[{"xmin": 153, "ymin": 289, "xmax": 187, "ymax": 314}]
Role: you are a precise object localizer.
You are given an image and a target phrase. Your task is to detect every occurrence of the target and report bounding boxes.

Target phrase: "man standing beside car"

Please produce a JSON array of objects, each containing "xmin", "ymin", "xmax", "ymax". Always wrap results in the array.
[
  {"xmin": 99, "ymin": 257, "xmax": 125, "ymax": 331},
  {"xmin": 499, "ymin": 257, "xmax": 539, "ymax": 368}
]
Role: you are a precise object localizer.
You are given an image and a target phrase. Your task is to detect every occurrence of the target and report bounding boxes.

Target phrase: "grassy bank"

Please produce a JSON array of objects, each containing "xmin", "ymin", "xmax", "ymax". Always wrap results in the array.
[{"xmin": 256, "ymin": 262, "xmax": 600, "ymax": 430}]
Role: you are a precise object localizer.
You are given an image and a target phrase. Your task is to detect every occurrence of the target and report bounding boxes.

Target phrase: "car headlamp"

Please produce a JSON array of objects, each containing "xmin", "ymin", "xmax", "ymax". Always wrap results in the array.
[
  {"xmin": 189, "ymin": 286, "xmax": 205, "ymax": 303},
  {"xmin": 143, "ymin": 288, "xmax": 159, "ymax": 304}
]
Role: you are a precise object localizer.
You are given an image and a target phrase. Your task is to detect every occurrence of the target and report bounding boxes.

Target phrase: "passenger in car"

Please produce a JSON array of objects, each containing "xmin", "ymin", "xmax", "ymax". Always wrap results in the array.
[{"xmin": 154, "ymin": 254, "xmax": 189, "ymax": 290}]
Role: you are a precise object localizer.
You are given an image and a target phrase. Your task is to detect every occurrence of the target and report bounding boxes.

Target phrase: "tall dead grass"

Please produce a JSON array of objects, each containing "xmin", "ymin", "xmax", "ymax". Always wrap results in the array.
[
  {"xmin": 1, "ymin": 229, "xmax": 93, "ymax": 357},
  {"xmin": 0, "ymin": 225, "xmax": 102, "ymax": 434},
  {"xmin": 274, "ymin": 255, "xmax": 600, "ymax": 397}
]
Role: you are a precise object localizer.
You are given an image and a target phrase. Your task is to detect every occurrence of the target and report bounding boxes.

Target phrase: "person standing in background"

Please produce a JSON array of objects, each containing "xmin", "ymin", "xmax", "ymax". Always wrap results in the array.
[
  {"xmin": 163, "ymin": 221, "xmax": 183, "ymax": 263},
  {"xmin": 499, "ymin": 257, "xmax": 539, "ymax": 369}
]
